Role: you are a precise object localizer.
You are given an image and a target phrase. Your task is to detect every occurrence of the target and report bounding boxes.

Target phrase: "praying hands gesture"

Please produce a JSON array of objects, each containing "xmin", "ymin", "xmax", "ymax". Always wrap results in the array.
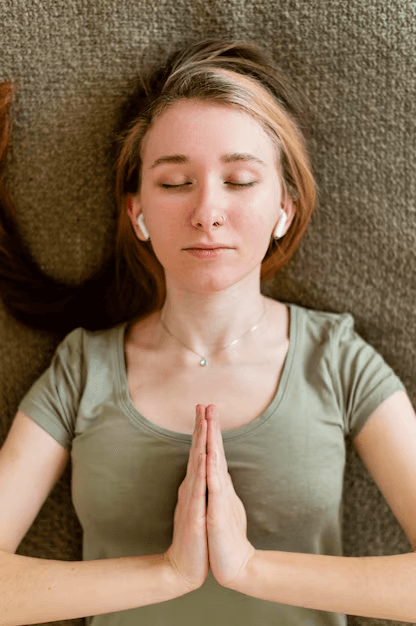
[{"xmin": 164, "ymin": 404, "xmax": 256, "ymax": 591}]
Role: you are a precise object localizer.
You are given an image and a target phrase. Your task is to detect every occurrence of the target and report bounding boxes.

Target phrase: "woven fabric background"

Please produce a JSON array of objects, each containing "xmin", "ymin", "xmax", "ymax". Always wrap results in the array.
[{"xmin": 0, "ymin": 1, "xmax": 415, "ymax": 625}]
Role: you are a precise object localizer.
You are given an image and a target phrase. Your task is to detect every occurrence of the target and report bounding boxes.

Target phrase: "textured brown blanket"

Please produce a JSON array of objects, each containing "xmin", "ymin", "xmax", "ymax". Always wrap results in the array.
[{"xmin": 0, "ymin": 1, "xmax": 415, "ymax": 624}]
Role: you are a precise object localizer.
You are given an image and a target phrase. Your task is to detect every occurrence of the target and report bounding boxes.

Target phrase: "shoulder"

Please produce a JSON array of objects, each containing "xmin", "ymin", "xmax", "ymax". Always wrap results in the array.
[
  {"xmin": 287, "ymin": 302, "xmax": 354, "ymax": 345},
  {"xmin": 285, "ymin": 303, "xmax": 359, "ymax": 382},
  {"xmin": 55, "ymin": 322, "xmax": 126, "ymax": 360}
]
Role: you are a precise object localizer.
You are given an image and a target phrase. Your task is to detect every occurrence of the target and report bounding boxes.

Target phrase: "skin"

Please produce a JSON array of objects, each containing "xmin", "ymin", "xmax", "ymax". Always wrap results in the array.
[
  {"xmin": 127, "ymin": 98, "xmax": 295, "ymax": 359},
  {"xmin": 127, "ymin": 99, "xmax": 296, "ymax": 586}
]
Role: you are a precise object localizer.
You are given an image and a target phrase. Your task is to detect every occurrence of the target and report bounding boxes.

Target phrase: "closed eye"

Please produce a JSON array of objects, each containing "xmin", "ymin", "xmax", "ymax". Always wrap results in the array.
[
  {"xmin": 160, "ymin": 183, "xmax": 191, "ymax": 188},
  {"xmin": 160, "ymin": 182, "xmax": 257, "ymax": 189}
]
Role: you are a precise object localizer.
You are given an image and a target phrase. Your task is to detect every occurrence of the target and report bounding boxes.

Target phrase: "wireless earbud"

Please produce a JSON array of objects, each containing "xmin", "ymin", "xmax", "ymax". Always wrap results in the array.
[
  {"xmin": 137, "ymin": 213, "xmax": 150, "ymax": 240},
  {"xmin": 274, "ymin": 210, "xmax": 287, "ymax": 239}
]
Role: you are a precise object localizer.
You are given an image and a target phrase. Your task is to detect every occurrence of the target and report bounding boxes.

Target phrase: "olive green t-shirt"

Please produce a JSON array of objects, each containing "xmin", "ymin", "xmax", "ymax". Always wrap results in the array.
[{"xmin": 18, "ymin": 302, "xmax": 406, "ymax": 626}]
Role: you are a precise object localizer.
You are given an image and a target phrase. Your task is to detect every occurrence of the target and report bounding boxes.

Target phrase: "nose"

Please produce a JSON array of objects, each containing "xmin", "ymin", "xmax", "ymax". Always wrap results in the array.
[{"xmin": 191, "ymin": 177, "xmax": 226, "ymax": 230}]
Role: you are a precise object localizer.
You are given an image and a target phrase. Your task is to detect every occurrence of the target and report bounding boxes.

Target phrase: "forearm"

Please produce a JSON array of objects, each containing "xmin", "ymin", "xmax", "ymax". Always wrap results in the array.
[
  {"xmin": 225, "ymin": 549, "xmax": 416, "ymax": 623},
  {"xmin": 0, "ymin": 549, "xmax": 186, "ymax": 626}
]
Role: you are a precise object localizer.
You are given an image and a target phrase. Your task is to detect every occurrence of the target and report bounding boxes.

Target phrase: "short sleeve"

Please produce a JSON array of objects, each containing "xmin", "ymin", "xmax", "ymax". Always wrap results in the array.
[
  {"xmin": 330, "ymin": 313, "xmax": 406, "ymax": 440},
  {"xmin": 18, "ymin": 327, "xmax": 85, "ymax": 450}
]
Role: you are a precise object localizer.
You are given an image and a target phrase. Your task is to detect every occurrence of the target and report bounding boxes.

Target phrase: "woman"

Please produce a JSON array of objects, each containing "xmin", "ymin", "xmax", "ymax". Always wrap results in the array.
[{"xmin": 0, "ymin": 38, "xmax": 415, "ymax": 626}]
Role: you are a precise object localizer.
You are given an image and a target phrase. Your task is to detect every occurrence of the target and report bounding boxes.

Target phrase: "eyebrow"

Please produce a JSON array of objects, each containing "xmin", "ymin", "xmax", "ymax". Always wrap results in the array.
[{"xmin": 149, "ymin": 153, "xmax": 266, "ymax": 169}]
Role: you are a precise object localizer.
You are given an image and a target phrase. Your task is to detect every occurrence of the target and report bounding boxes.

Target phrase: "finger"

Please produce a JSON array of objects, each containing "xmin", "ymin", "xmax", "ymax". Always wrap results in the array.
[
  {"xmin": 193, "ymin": 404, "xmax": 203, "ymax": 439},
  {"xmin": 194, "ymin": 447, "xmax": 207, "ymax": 512},
  {"xmin": 206, "ymin": 405, "xmax": 224, "ymax": 480},
  {"xmin": 198, "ymin": 406, "xmax": 207, "ymax": 455},
  {"xmin": 206, "ymin": 404, "xmax": 221, "ymax": 441},
  {"xmin": 196, "ymin": 406, "xmax": 208, "ymax": 463},
  {"xmin": 194, "ymin": 404, "xmax": 206, "ymax": 437},
  {"xmin": 206, "ymin": 404, "xmax": 226, "ymax": 469},
  {"xmin": 206, "ymin": 405, "xmax": 222, "ymax": 492},
  {"xmin": 196, "ymin": 409, "xmax": 207, "ymax": 504},
  {"xmin": 206, "ymin": 405, "xmax": 218, "ymax": 465},
  {"xmin": 188, "ymin": 405, "xmax": 205, "ymax": 471}
]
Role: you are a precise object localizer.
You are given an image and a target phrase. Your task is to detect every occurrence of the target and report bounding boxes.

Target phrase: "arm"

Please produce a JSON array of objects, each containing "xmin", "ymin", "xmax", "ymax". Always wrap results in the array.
[
  {"xmin": 0, "ymin": 412, "xmax": 190, "ymax": 626},
  {"xmin": 225, "ymin": 549, "xmax": 416, "ymax": 622},
  {"xmin": 226, "ymin": 391, "xmax": 416, "ymax": 623},
  {"xmin": 0, "ymin": 549, "xmax": 187, "ymax": 626}
]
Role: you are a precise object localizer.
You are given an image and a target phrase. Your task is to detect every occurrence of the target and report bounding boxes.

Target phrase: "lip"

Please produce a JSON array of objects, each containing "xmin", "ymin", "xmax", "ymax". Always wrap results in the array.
[
  {"xmin": 184, "ymin": 244, "xmax": 231, "ymax": 249},
  {"xmin": 186, "ymin": 248, "xmax": 231, "ymax": 259}
]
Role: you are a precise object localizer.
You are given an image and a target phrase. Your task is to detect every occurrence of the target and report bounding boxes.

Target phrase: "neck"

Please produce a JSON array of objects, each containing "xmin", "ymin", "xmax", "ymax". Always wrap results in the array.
[{"xmin": 158, "ymin": 291, "xmax": 269, "ymax": 363}]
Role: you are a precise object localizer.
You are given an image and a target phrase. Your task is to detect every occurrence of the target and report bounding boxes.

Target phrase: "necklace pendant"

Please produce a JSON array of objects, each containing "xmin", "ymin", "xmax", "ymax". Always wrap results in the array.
[{"xmin": 200, "ymin": 357, "xmax": 208, "ymax": 366}]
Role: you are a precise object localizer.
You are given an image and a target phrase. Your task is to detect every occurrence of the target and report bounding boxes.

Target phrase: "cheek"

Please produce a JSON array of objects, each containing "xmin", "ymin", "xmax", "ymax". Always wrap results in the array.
[
  {"xmin": 141, "ymin": 188, "xmax": 179, "ymax": 226},
  {"xmin": 236, "ymin": 204, "xmax": 271, "ymax": 234}
]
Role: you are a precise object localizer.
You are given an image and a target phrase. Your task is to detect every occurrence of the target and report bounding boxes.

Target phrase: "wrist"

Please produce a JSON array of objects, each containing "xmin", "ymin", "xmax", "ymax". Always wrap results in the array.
[
  {"xmin": 161, "ymin": 552, "xmax": 199, "ymax": 595},
  {"xmin": 223, "ymin": 548, "xmax": 257, "ymax": 591}
]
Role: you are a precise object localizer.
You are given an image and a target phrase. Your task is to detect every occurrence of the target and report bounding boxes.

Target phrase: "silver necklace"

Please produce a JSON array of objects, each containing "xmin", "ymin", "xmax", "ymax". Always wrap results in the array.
[{"xmin": 159, "ymin": 301, "xmax": 267, "ymax": 366}]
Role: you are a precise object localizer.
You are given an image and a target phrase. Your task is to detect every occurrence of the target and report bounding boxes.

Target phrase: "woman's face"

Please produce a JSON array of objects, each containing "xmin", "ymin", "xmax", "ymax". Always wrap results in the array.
[{"xmin": 129, "ymin": 99, "xmax": 293, "ymax": 294}]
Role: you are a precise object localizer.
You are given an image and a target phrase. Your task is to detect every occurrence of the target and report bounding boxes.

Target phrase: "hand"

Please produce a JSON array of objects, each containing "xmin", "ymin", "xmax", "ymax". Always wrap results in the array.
[
  {"xmin": 205, "ymin": 404, "xmax": 256, "ymax": 587},
  {"xmin": 164, "ymin": 405, "xmax": 209, "ymax": 592}
]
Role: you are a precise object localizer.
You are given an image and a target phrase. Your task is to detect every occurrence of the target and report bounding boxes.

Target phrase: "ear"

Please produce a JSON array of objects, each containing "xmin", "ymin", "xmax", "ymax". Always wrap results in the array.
[
  {"xmin": 281, "ymin": 195, "xmax": 296, "ymax": 235},
  {"xmin": 274, "ymin": 195, "xmax": 296, "ymax": 239},
  {"xmin": 127, "ymin": 195, "xmax": 147, "ymax": 242}
]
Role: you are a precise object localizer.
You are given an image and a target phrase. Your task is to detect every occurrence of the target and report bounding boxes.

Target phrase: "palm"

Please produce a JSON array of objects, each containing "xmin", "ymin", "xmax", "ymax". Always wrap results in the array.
[{"xmin": 205, "ymin": 405, "xmax": 256, "ymax": 587}]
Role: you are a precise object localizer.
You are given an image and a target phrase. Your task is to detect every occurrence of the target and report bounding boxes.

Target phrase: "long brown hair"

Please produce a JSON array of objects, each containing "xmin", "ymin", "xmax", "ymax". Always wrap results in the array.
[{"xmin": 0, "ymin": 38, "xmax": 316, "ymax": 334}]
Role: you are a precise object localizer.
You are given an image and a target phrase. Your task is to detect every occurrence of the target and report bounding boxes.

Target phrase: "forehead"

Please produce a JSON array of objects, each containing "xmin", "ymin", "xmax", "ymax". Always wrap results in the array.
[{"xmin": 141, "ymin": 99, "xmax": 277, "ymax": 164}]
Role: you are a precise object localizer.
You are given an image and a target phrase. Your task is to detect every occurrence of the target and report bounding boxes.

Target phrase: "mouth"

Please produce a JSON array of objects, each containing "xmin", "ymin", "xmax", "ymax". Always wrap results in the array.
[
  {"xmin": 185, "ymin": 247, "xmax": 232, "ymax": 258},
  {"xmin": 183, "ymin": 243, "xmax": 232, "ymax": 250}
]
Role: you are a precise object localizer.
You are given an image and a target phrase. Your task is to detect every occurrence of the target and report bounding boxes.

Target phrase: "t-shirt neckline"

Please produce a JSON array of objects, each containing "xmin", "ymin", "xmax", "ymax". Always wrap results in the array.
[{"xmin": 115, "ymin": 301, "xmax": 298, "ymax": 441}]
